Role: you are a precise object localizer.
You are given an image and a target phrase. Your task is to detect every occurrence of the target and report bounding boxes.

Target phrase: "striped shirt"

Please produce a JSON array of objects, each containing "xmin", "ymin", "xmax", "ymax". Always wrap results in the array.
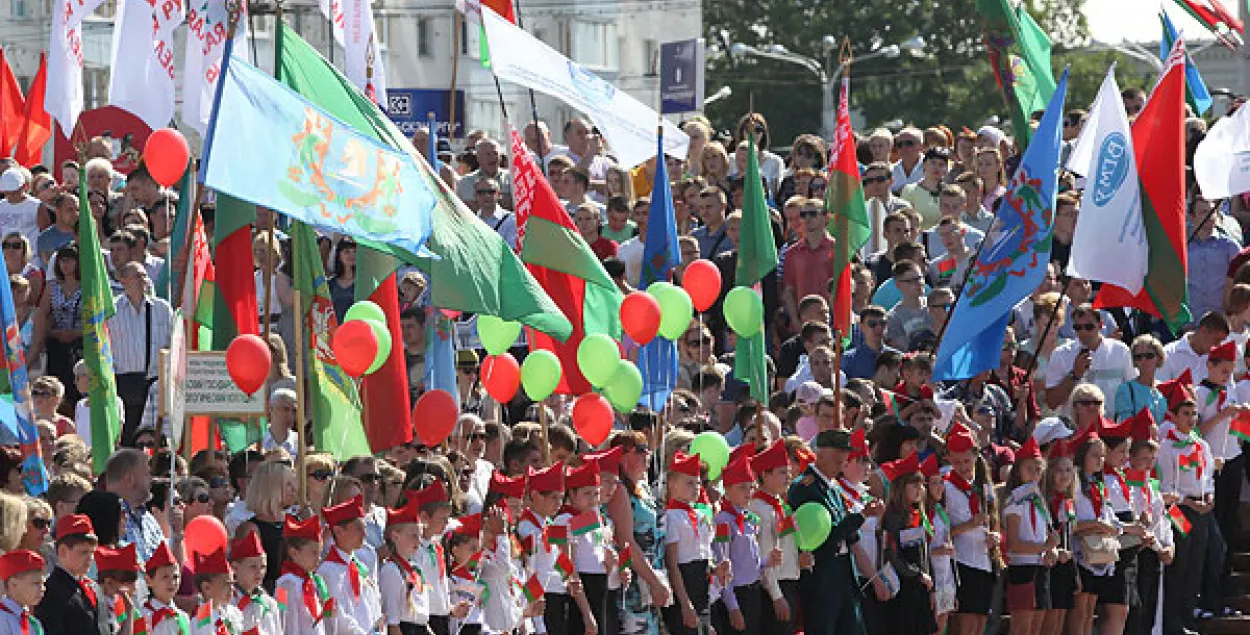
[{"xmin": 107, "ymin": 294, "xmax": 174, "ymax": 377}]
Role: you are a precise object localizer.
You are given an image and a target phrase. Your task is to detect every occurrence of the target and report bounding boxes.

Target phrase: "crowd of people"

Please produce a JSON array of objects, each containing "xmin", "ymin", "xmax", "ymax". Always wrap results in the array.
[{"xmin": 0, "ymin": 83, "xmax": 1248, "ymax": 635}]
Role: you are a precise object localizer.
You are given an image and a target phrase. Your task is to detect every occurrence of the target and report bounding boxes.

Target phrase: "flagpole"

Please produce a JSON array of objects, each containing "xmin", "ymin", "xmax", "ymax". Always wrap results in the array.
[
  {"xmin": 509, "ymin": 0, "xmax": 545, "ymax": 174},
  {"xmin": 292, "ymin": 287, "xmax": 309, "ymax": 506},
  {"xmin": 831, "ymin": 45, "xmax": 851, "ymax": 434},
  {"xmin": 450, "ymin": 11, "xmax": 461, "ymax": 138},
  {"xmin": 1014, "ymin": 276, "xmax": 1072, "ymax": 416}
]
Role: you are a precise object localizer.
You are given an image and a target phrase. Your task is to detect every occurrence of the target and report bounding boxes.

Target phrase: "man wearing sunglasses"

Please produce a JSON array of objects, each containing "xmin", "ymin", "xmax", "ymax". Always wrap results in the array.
[
  {"xmin": 861, "ymin": 162, "xmax": 909, "ymax": 258},
  {"xmin": 782, "ymin": 199, "xmax": 835, "ymax": 322},
  {"xmin": 0, "ymin": 168, "xmax": 40, "ymax": 250},
  {"xmin": 890, "ymin": 127, "xmax": 926, "ymax": 194},
  {"xmin": 471, "ymin": 175, "xmax": 517, "ymax": 250},
  {"xmin": 1044, "ymin": 303, "xmax": 1134, "ymax": 410},
  {"xmin": 842, "ymin": 305, "xmax": 897, "ymax": 380}
]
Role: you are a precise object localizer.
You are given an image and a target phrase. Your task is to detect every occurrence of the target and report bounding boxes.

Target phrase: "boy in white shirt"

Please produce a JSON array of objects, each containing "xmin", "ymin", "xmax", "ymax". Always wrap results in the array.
[{"xmin": 318, "ymin": 494, "xmax": 384, "ymax": 635}]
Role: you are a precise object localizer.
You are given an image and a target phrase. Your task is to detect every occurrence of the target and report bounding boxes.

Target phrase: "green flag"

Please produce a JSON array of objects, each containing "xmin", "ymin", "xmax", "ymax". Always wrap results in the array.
[
  {"xmin": 154, "ymin": 162, "xmax": 195, "ymax": 304},
  {"xmin": 78, "ymin": 178, "xmax": 121, "ymax": 473},
  {"xmin": 291, "ymin": 222, "xmax": 371, "ymax": 459},
  {"xmin": 827, "ymin": 77, "xmax": 873, "ymax": 337},
  {"xmin": 275, "ymin": 22, "xmax": 571, "ymax": 339},
  {"xmin": 733, "ymin": 135, "xmax": 778, "ymax": 404},
  {"xmin": 977, "ymin": 0, "xmax": 1057, "ymax": 148}
]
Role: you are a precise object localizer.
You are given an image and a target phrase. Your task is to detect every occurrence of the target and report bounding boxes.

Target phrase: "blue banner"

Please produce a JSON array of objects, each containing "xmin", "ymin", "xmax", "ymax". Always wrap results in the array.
[
  {"xmin": 203, "ymin": 56, "xmax": 436, "ymax": 259},
  {"xmin": 385, "ymin": 88, "xmax": 466, "ymax": 139},
  {"xmin": 0, "ymin": 268, "xmax": 48, "ymax": 495}
]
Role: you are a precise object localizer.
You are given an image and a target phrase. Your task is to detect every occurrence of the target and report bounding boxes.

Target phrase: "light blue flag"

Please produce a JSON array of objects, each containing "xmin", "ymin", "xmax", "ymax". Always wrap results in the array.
[
  {"xmin": 638, "ymin": 132, "xmax": 680, "ymax": 411},
  {"xmin": 0, "ymin": 263, "xmax": 48, "ymax": 495},
  {"xmin": 425, "ymin": 308, "xmax": 460, "ymax": 408},
  {"xmin": 1161, "ymin": 10, "xmax": 1214, "ymax": 116},
  {"xmin": 935, "ymin": 69, "xmax": 1070, "ymax": 381},
  {"xmin": 202, "ymin": 55, "xmax": 436, "ymax": 260}
]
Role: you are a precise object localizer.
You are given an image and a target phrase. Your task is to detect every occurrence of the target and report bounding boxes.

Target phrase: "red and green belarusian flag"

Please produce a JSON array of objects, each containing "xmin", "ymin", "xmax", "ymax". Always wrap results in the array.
[
  {"xmin": 544, "ymin": 524, "xmax": 568, "ymax": 546},
  {"xmin": 554, "ymin": 552, "xmax": 575, "ymax": 580},
  {"xmin": 1094, "ymin": 40, "xmax": 1192, "ymax": 333},
  {"xmin": 511, "ymin": 124, "xmax": 623, "ymax": 395},
  {"xmin": 715, "ymin": 523, "xmax": 732, "ymax": 544},
  {"xmin": 195, "ymin": 603, "xmax": 212, "ymax": 628},
  {"xmin": 1123, "ymin": 469, "xmax": 1149, "ymax": 487},
  {"xmin": 826, "ymin": 77, "xmax": 872, "ymax": 337},
  {"xmin": 1179, "ymin": 446, "xmax": 1204, "ymax": 471},
  {"xmin": 732, "ymin": 133, "xmax": 779, "ymax": 404},
  {"xmin": 1230, "ymin": 412, "xmax": 1250, "ymax": 441},
  {"xmin": 475, "ymin": 0, "xmax": 515, "ymax": 67},
  {"xmin": 778, "ymin": 514, "xmax": 797, "ymax": 537},
  {"xmin": 1168, "ymin": 504, "xmax": 1192, "ymax": 536},
  {"xmin": 568, "ymin": 511, "xmax": 602, "ymax": 537},
  {"xmin": 291, "ymin": 221, "xmax": 370, "ymax": 459},
  {"xmin": 77, "ymin": 177, "xmax": 121, "ymax": 474},
  {"xmin": 133, "ymin": 617, "xmax": 149, "ymax": 635},
  {"xmin": 618, "ymin": 544, "xmax": 634, "ymax": 571},
  {"xmin": 275, "ymin": 587, "xmax": 289, "ymax": 612},
  {"xmin": 521, "ymin": 573, "xmax": 545, "ymax": 603}
]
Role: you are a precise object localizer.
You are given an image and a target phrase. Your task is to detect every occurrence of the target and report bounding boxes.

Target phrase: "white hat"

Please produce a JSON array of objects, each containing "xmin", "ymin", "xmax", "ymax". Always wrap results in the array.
[
  {"xmin": 795, "ymin": 381, "xmax": 832, "ymax": 405},
  {"xmin": 976, "ymin": 125, "xmax": 1006, "ymax": 147},
  {"xmin": 0, "ymin": 169, "xmax": 24, "ymax": 193},
  {"xmin": 1033, "ymin": 416, "xmax": 1074, "ymax": 446}
]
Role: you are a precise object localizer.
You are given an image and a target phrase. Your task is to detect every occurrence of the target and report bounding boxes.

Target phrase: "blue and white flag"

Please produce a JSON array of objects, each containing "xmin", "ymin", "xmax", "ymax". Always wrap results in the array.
[{"xmin": 0, "ymin": 271, "xmax": 48, "ymax": 495}]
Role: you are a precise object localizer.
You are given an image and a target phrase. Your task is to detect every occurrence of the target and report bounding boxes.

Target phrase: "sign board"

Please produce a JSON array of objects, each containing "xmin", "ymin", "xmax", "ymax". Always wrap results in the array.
[
  {"xmin": 660, "ymin": 39, "xmax": 705, "ymax": 114},
  {"xmin": 385, "ymin": 89, "xmax": 467, "ymax": 139},
  {"xmin": 161, "ymin": 350, "xmax": 266, "ymax": 416}
]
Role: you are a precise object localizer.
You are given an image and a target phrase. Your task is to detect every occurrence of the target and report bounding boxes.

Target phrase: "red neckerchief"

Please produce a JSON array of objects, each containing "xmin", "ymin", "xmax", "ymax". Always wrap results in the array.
[
  {"xmin": 449, "ymin": 563, "xmax": 475, "ymax": 583},
  {"xmin": 697, "ymin": 487, "xmax": 711, "ymax": 505},
  {"xmin": 945, "ymin": 471, "xmax": 981, "ymax": 514},
  {"xmin": 1087, "ymin": 479, "xmax": 1106, "ymax": 518},
  {"xmin": 279, "ymin": 561, "xmax": 326, "ymax": 624},
  {"xmin": 1050, "ymin": 494, "xmax": 1074, "ymax": 524},
  {"xmin": 1105, "ymin": 469, "xmax": 1130, "ymax": 506},
  {"xmin": 391, "ymin": 554, "xmax": 423, "ymax": 592},
  {"xmin": 520, "ymin": 509, "xmax": 545, "ymax": 531},
  {"xmin": 145, "ymin": 600, "xmax": 178, "ymax": 629},
  {"xmin": 724, "ymin": 504, "xmax": 746, "ymax": 533},
  {"xmin": 665, "ymin": 499, "xmax": 699, "ymax": 532},
  {"xmin": 77, "ymin": 577, "xmax": 97, "ymax": 608},
  {"xmin": 894, "ymin": 381, "xmax": 934, "ymax": 401},
  {"xmin": 752, "ymin": 490, "xmax": 785, "ymax": 519},
  {"xmin": 0, "ymin": 602, "xmax": 31, "ymax": 635},
  {"xmin": 323, "ymin": 546, "xmax": 361, "ymax": 600},
  {"xmin": 837, "ymin": 477, "xmax": 864, "ymax": 504}
]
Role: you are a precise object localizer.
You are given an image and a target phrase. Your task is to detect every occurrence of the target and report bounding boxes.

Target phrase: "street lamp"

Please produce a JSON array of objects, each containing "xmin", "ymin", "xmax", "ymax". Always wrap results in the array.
[
  {"xmin": 731, "ymin": 37, "xmax": 924, "ymax": 140},
  {"xmin": 704, "ymin": 86, "xmax": 733, "ymax": 106}
]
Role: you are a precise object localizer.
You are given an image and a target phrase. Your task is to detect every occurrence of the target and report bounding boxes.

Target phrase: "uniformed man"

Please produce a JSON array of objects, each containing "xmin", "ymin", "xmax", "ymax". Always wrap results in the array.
[{"xmin": 786, "ymin": 429, "xmax": 867, "ymax": 635}]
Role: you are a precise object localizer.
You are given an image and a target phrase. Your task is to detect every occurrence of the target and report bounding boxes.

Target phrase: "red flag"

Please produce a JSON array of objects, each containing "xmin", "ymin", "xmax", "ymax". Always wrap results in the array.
[
  {"xmin": 1167, "ymin": 504, "xmax": 1191, "ymax": 535},
  {"xmin": 1093, "ymin": 41, "xmax": 1190, "ymax": 332},
  {"xmin": 13, "ymin": 53, "xmax": 50, "ymax": 167},
  {"xmin": 0, "ymin": 49, "xmax": 24, "ymax": 157},
  {"xmin": 481, "ymin": 0, "xmax": 516, "ymax": 22},
  {"xmin": 356, "ymin": 250, "xmax": 413, "ymax": 451}
]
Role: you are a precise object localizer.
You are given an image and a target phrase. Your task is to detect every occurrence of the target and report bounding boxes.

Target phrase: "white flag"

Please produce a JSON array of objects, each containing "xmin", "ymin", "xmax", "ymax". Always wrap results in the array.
[
  {"xmin": 45, "ymin": 0, "xmax": 108, "ymax": 135},
  {"xmin": 108, "ymin": 0, "xmax": 184, "ymax": 129},
  {"xmin": 1065, "ymin": 66, "xmax": 1147, "ymax": 294},
  {"xmin": 1194, "ymin": 104, "xmax": 1250, "ymax": 200},
  {"xmin": 182, "ymin": 0, "xmax": 250, "ymax": 134},
  {"xmin": 318, "ymin": 0, "xmax": 388, "ymax": 104},
  {"xmin": 481, "ymin": 8, "xmax": 688, "ymax": 168}
]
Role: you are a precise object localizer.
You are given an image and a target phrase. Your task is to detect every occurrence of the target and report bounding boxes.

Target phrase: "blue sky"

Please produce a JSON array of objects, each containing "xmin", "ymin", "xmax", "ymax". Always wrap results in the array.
[{"xmin": 1085, "ymin": 0, "xmax": 1219, "ymax": 43}]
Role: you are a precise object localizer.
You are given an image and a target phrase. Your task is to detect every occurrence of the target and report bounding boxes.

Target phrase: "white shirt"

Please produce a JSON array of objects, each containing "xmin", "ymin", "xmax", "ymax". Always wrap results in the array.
[
  {"xmin": 275, "ymin": 572, "xmax": 329, "ymax": 635},
  {"xmin": 0, "ymin": 196, "xmax": 41, "ymax": 248},
  {"xmin": 748, "ymin": 492, "xmax": 800, "ymax": 600},
  {"xmin": 890, "ymin": 160, "xmax": 925, "ymax": 194},
  {"xmin": 479, "ymin": 207, "xmax": 518, "ymax": 251},
  {"xmin": 1004, "ymin": 483, "xmax": 1049, "ymax": 566},
  {"xmin": 1130, "ymin": 479, "xmax": 1173, "ymax": 553},
  {"xmin": 664, "ymin": 503, "xmax": 713, "ymax": 564},
  {"xmin": 0, "ymin": 597, "xmax": 36, "ymax": 635},
  {"xmin": 618, "ymin": 237, "xmax": 646, "ymax": 286},
  {"xmin": 261, "ymin": 427, "xmax": 300, "ymax": 456},
  {"xmin": 1074, "ymin": 476, "xmax": 1120, "ymax": 575},
  {"xmin": 379, "ymin": 556, "xmax": 430, "ymax": 626},
  {"xmin": 415, "ymin": 536, "xmax": 452, "ymax": 616},
  {"xmin": 518, "ymin": 511, "xmax": 566, "ymax": 595},
  {"xmin": 479, "ymin": 534, "xmax": 525, "ymax": 633},
  {"xmin": 233, "ymin": 589, "xmax": 282, "ymax": 635},
  {"xmin": 1159, "ymin": 334, "xmax": 1209, "ymax": 383},
  {"xmin": 944, "ymin": 477, "xmax": 993, "ymax": 572},
  {"xmin": 141, "ymin": 598, "xmax": 189, "ymax": 635},
  {"xmin": 555, "ymin": 510, "xmax": 616, "ymax": 585},
  {"xmin": 74, "ymin": 395, "xmax": 125, "ymax": 448},
  {"xmin": 1044, "ymin": 337, "xmax": 1135, "ymax": 407},
  {"xmin": 317, "ymin": 545, "xmax": 383, "ymax": 634},
  {"xmin": 188, "ymin": 603, "xmax": 243, "ymax": 635},
  {"xmin": 1194, "ymin": 380, "xmax": 1243, "ymax": 460},
  {"xmin": 1157, "ymin": 424, "xmax": 1215, "ymax": 499},
  {"xmin": 107, "ymin": 294, "xmax": 174, "ymax": 377}
]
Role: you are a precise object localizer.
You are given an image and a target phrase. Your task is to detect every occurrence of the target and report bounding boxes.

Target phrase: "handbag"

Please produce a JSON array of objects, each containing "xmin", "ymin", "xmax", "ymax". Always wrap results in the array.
[{"xmin": 1080, "ymin": 534, "xmax": 1120, "ymax": 566}]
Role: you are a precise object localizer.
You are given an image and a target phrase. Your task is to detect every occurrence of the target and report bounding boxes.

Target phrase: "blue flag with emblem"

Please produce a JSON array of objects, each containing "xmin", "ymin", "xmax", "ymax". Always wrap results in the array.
[
  {"xmin": 1160, "ymin": 10, "xmax": 1213, "ymax": 116},
  {"xmin": 0, "ymin": 258, "xmax": 48, "ymax": 495},
  {"xmin": 935, "ymin": 69, "xmax": 1069, "ymax": 381},
  {"xmin": 202, "ymin": 54, "xmax": 436, "ymax": 260},
  {"xmin": 424, "ymin": 308, "xmax": 460, "ymax": 408},
  {"xmin": 638, "ymin": 131, "xmax": 680, "ymax": 410}
]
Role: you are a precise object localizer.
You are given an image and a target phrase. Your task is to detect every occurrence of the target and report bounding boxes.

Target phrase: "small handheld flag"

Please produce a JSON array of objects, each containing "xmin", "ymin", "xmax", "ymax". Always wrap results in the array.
[
  {"xmin": 777, "ymin": 514, "xmax": 797, "ymax": 537},
  {"xmin": 1168, "ymin": 504, "xmax": 1192, "ymax": 536},
  {"xmin": 1230, "ymin": 412, "xmax": 1250, "ymax": 441},
  {"xmin": 715, "ymin": 523, "xmax": 732, "ymax": 544},
  {"xmin": 568, "ymin": 511, "xmax": 602, "ymax": 537},
  {"xmin": 195, "ymin": 603, "xmax": 212, "ymax": 628},
  {"xmin": 544, "ymin": 524, "xmax": 568, "ymax": 546},
  {"xmin": 618, "ymin": 544, "xmax": 634, "ymax": 572},
  {"xmin": 554, "ymin": 552, "xmax": 575, "ymax": 580},
  {"xmin": 1123, "ymin": 469, "xmax": 1149, "ymax": 487},
  {"xmin": 133, "ymin": 617, "xmax": 149, "ymax": 635},
  {"xmin": 521, "ymin": 574, "xmax": 545, "ymax": 603},
  {"xmin": 275, "ymin": 587, "xmax": 289, "ymax": 612}
]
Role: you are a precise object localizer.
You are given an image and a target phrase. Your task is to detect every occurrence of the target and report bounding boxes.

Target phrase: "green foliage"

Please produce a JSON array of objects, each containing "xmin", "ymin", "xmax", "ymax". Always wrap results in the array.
[{"xmin": 703, "ymin": 0, "xmax": 1123, "ymax": 146}]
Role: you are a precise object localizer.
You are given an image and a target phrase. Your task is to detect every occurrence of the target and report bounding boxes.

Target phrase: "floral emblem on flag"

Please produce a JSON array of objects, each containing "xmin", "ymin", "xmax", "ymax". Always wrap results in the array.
[
  {"xmin": 964, "ymin": 169, "xmax": 1053, "ymax": 308},
  {"xmin": 281, "ymin": 108, "xmax": 404, "ymax": 230}
]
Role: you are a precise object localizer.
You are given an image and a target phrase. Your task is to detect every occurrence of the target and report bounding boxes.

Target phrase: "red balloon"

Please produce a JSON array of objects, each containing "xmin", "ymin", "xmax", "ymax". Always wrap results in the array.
[
  {"xmin": 183, "ymin": 516, "xmax": 228, "ymax": 573},
  {"xmin": 333, "ymin": 319, "xmax": 379, "ymax": 378},
  {"xmin": 572, "ymin": 393, "xmax": 614, "ymax": 446},
  {"xmin": 225, "ymin": 334, "xmax": 270, "ymax": 396},
  {"xmin": 683, "ymin": 259, "xmax": 723, "ymax": 312},
  {"xmin": 412, "ymin": 389, "xmax": 459, "ymax": 447},
  {"xmin": 481, "ymin": 353, "xmax": 521, "ymax": 402},
  {"xmin": 143, "ymin": 128, "xmax": 190, "ymax": 187},
  {"xmin": 619, "ymin": 291, "xmax": 662, "ymax": 345}
]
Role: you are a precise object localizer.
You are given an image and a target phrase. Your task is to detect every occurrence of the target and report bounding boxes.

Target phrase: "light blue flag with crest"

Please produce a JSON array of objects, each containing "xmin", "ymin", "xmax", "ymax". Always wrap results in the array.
[
  {"xmin": 637, "ymin": 132, "xmax": 680, "ymax": 411},
  {"xmin": 0, "ymin": 262, "xmax": 48, "ymax": 495},
  {"xmin": 202, "ymin": 55, "xmax": 437, "ymax": 260},
  {"xmin": 934, "ymin": 69, "xmax": 1070, "ymax": 381}
]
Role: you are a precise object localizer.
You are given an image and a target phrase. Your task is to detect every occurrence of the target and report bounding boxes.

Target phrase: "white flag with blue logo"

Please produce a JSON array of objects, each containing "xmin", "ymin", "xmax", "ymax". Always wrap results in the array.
[{"xmin": 1065, "ymin": 65, "xmax": 1147, "ymax": 295}]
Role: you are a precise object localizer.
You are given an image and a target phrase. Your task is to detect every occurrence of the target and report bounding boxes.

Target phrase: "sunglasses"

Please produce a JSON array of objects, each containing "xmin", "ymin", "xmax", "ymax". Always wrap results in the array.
[
  {"xmin": 896, "ymin": 139, "xmax": 918, "ymax": 148},
  {"xmin": 896, "ymin": 277, "xmax": 922, "ymax": 285},
  {"xmin": 310, "ymin": 469, "xmax": 334, "ymax": 481},
  {"xmin": 466, "ymin": 432, "xmax": 487, "ymax": 442},
  {"xmin": 930, "ymin": 303, "xmax": 951, "ymax": 311},
  {"xmin": 30, "ymin": 517, "xmax": 51, "ymax": 531},
  {"xmin": 208, "ymin": 477, "xmax": 229, "ymax": 489},
  {"xmin": 809, "ymin": 181, "xmax": 827, "ymax": 190},
  {"xmin": 863, "ymin": 175, "xmax": 890, "ymax": 185},
  {"xmin": 31, "ymin": 390, "xmax": 51, "ymax": 398},
  {"xmin": 863, "ymin": 319, "xmax": 885, "ymax": 329},
  {"xmin": 458, "ymin": 366, "xmax": 479, "ymax": 375},
  {"xmin": 358, "ymin": 473, "xmax": 381, "ymax": 484},
  {"xmin": 1133, "ymin": 352, "xmax": 1157, "ymax": 361},
  {"xmin": 475, "ymin": 189, "xmax": 498, "ymax": 195},
  {"xmin": 685, "ymin": 336, "xmax": 711, "ymax": 346},
  {"xmin": 2, "ymin": 241, "xmax": 23, "ymax": 250},
  {"xmin": 799, "ymin": 210, "xmax": 824, "ymax": 219},
  {"xmin": 1072, "ymin": 323, "xmax": 1099, "ymax": 332},
  {"xmin": 1074, "ymin": 400, "xmax": 1103, "ymax": 407},
  {"xmin": 190, "ymin": 492, "xmax": 211, "ymax": 504}
]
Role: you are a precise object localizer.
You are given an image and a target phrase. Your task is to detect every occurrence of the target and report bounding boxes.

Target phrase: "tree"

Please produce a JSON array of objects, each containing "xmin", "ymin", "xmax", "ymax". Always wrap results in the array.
[{"xmin": 704, "ymin": 0, "xmax": 1093, "ymax": 147}]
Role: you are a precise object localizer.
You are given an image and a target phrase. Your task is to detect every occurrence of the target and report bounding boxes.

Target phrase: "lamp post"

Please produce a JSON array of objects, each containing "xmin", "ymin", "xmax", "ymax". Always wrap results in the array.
[{"xmin": 730, "ymin": 36, "xmax": 925, "ymax": 141}]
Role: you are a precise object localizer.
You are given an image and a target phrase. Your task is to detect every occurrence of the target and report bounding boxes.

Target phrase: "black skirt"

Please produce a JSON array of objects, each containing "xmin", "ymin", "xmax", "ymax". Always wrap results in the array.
[
  {"xmin": 1049, "ymin": 560, "xmax": 1079, "ymax": 610},
  {"xmin": 879, "ymin": 572, "xmax": 940, "ymax": 635},
  {"xmin": 1006, "ymin": 564, "xmax": 1052, "ymax": 612},
  {"xmin": 955, "ymin": 563, "xmax": 997, "ymax": 615}
]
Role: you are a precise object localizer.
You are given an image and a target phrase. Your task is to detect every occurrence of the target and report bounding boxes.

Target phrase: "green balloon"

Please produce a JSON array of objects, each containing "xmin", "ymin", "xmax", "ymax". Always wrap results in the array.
[
  {"xmin": 603, "ymin": 360, "xmax": 642, "ymax": 413},
  {"xmin": 793, "ymin": 502, "xmax": 833, "ymax": 551},
  {"xmin": 723, "ymin": 287, "xmax": 764, "ymax": 337},
  {"xmin": 653, "ymin": 284, "xmax": 694, "ymax": 341},
  {"xmin": 344, "ymin": 300, "xmax": 386, "ymax": 326},
  {"xmin": 521, "ymin": 350, "xmax": 562, "ymax": 401},
  {"xmin": 478, "ymin": 315, "xmax": 522, "ymax": 356},
  {"xmin": 577, "ymin": 334, "xmax": 621, "ymax": 388},
  {"xmin": 689, "ymin": 431, "xmax": 730, "ymax": 480},
  {"xmin": 364, "ymin": 319, "xmax": 392, "ymax": 375}
]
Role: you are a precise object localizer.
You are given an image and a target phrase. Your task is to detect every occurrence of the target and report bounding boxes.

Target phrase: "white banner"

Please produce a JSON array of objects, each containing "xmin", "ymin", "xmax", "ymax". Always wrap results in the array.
[
  {"xmin": 108, "ymin": 0, "xmax": 184, "ymax": 130},
  {"xmin": 182, "ymin": 0, "xmax": 250, "ymax": 134},
  {"xmin": 482, "ymin": 8, "xmax": 688, "ymax": 169},
  {"xmin": 318, "ymin": 0, "xmax": 388, "ymax": 103},
  {"xmin": 1194, "ymin": 102, "xmax": 1250, "ymax": 200},
  {"xmin": 45, "ymin": 0, "xmax": 108, "ymax": 135},
  {"xmin": 1065, "ymin": 66, "xmax": 1147, "ymax": 295}
]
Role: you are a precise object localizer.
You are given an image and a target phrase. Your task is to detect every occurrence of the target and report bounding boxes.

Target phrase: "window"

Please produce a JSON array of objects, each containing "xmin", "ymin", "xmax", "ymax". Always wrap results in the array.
[
  {"xmin": 418, "ymin": 17, "xmax": 431, "ymax": 57},
  {"xmin": 572, "ymin": 21, "xmax": 618, "ymax": 71},
  {"xmin": 642, "ymin": 38, "xmax": 658, "ymax": 76},
  {"xmin": 13, "ymin": 0, "xmax": 26, "ymax": 18}
]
